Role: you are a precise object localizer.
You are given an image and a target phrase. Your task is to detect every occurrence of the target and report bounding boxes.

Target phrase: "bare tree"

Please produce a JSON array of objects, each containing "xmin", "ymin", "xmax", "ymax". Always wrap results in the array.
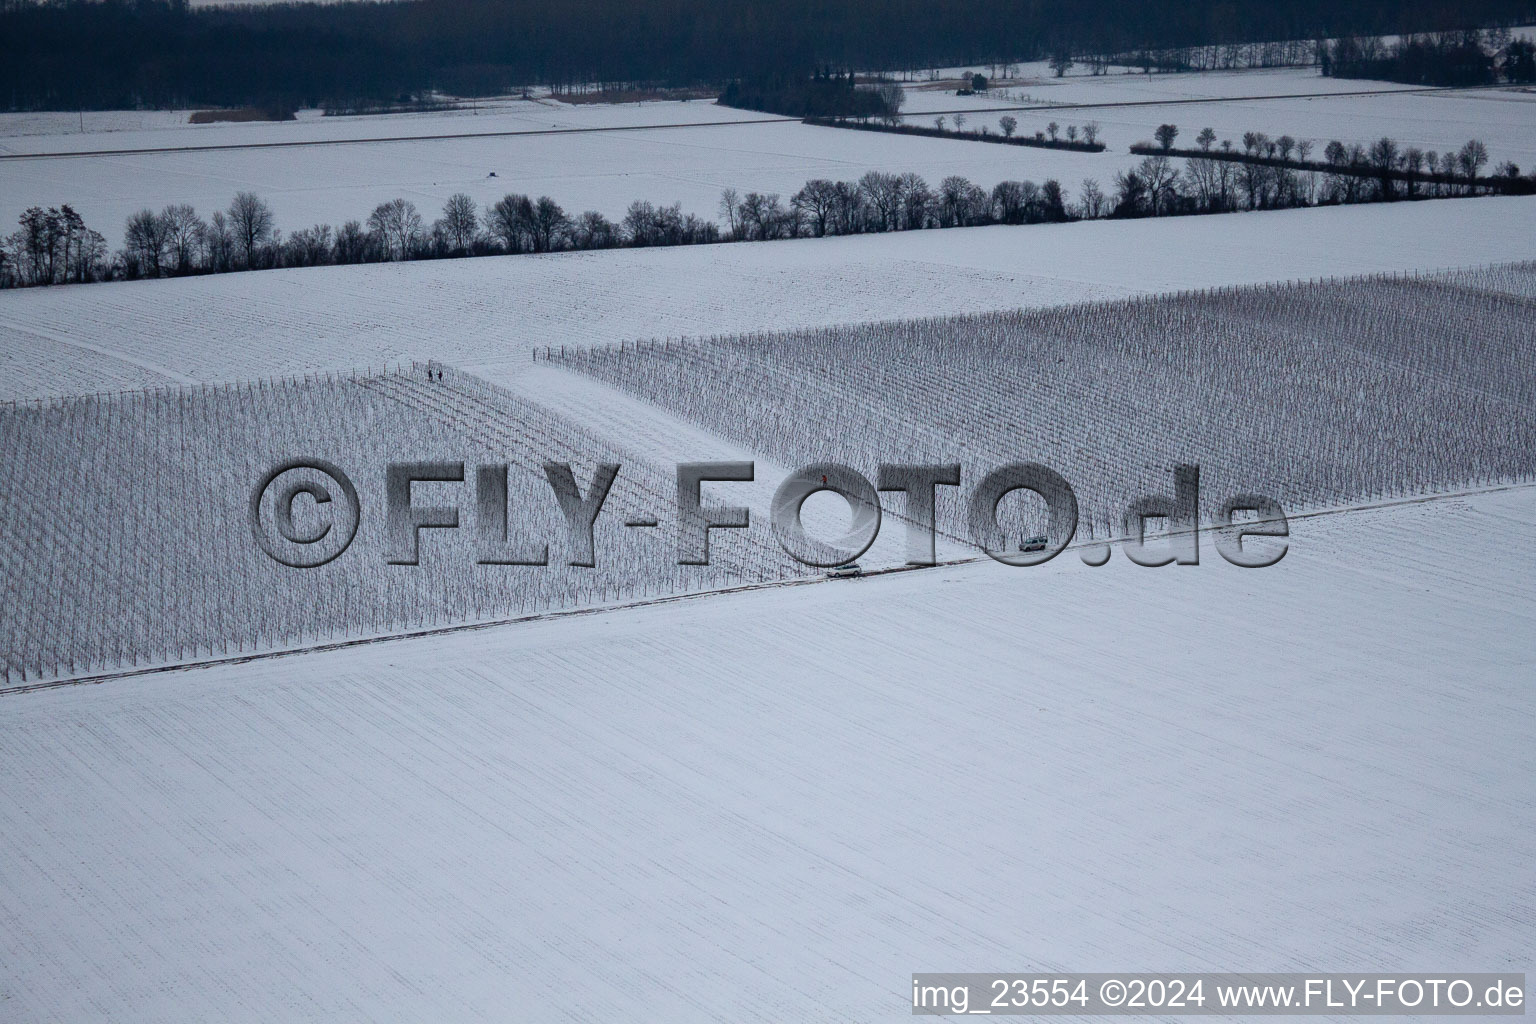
[
  {"xmin": 875, "ymin": 82, "xmax": 906, "ymax": 125},
  {"xmin": 1185, "ymin": 154, "xmax": 1221, "ymax": 210},
  {"xmin": 571, "ymin": 211, "xmax": 619, "ymax": 249},
  {"xmin": 1458, "ymin": 139, "xmax": 1489, "ymax": 185},
  {"xmin": 160, "ymin": 203, "xmax": 205, "ymax": 274},
  {"xmin": 486, "ymin": 194, "xmax": 534, "ymax": 252},
  {"xmin": 71, "ymin": 228, "xmax": 108, "ymax": 284},
  {"xmin": 1295, "ymin": 140, "xmax": 1316, "ymax": 203},
  {"xmin": 334, "ymin": 220, "xmax": 372, "ymax": 263},
  {"xmin": 227, "ymin": 191, "xmax": 275, "ymax": 269},
  {"xmin": 990, "ymin": 180, "xmax": 1024, "ymax": 223},
  {"xmin": 791, "ymin": 179, "xmax": 838, "ymax": 236},
  {"xmin": 718, "ymin": 188, "xmax": 744, "ymax": 240},
  {"xmin": 829, "ymin": 180, "xmax": 866, "ymax": 235},
  {"xmin": 285, "ymin": 224, "xmax": 334, "ymax": 266},
  {"xmin": 124, "ymin": 208, "xmax": 169, "ymax": 278},
  {"xmin": 1077, "ymin": 178, "xmax": 1106, "ymax": 218},
  {"xmin": 937, "ymin": 175, "xmax": 967, "ymax": 226},
  {"xmin": 440, "ymin": 193, "xmax": 478, "ymax": 253},
  {"xmin": 1369, "ymin": 136, "xmax": 1400, "ymax": 199},
  {"xmin": 999, "ymin": 115, "xmax": 1017, "ymax": 138},
  {"xmin": 204, "ymin": 211, "xmax": 235, "ymax": 272},
  {"xmin": 623, "ymin": 200, "xmax": 660, "ymax": 246},
  {"xmin": 1402, "ymin": 146, "xmax": 1425, "ymax": 198},
  {"xmin": 739, "ymin": 192, "xmax": 790, "ymax": 240},
  {"xmin": 368, "ymin": 198, "xmax": 422, "ymax": 260},
  {"xmin": 1138, "ymin": 156, "xmax": 1180, "ymax": 214},
  {"xmin": 896, "ymin": 172, "xmax": 931, "ymax": 230},
  {"xmin": 1154, "ymin": 123, "xmax": 1179, "ymax": 150},
  {"xmin": 859, "ymin": 171, "xmax": 902, "ymax": 231},
  {"xmin": 1040, "ymin": 178, "xmax": 1068, "ymax": 221},
  {"xmin": 529, "ymin": 196, "xmax": 570, "ymax": 251}
]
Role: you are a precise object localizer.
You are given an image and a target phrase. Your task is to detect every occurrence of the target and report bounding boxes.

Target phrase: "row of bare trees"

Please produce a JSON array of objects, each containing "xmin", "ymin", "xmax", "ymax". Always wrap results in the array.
[
  {"xmin": 730, "ymin": 171, "xmax": 1077, "ymax": 239},
  {"xmin": 2, "ymin": 188, "xmax": 725, "ymax": 287},
  {"xmin": 4, "ymin": 126, "xmax": 1521, "ymax": 288},
  {"xmin": 1122, "ymin": 125, "xmax": 1518, "ymax": 216},
  {"xmin": 120, "ymin": 192, "xmax": 277, "ymax": 278}
]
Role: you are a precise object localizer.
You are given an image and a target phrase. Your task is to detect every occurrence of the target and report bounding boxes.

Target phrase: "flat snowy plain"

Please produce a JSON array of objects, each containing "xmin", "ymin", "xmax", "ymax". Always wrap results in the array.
[{"xmin": 2, "ymin": 485, "xmax": 1531, "ymax": 1020}]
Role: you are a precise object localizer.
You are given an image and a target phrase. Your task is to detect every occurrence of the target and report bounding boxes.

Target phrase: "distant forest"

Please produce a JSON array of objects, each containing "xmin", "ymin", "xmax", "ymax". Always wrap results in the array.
[{"xmin": 2, "ymin": 0, "xmax": 1534, "ymax": 111}]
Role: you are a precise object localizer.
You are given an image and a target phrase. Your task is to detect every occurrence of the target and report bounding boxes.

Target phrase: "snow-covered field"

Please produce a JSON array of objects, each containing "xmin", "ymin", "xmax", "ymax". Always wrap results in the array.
[
  {"xmin": 0, "ymin": 364, "xmax": 808, "ymax": 682},
  {"xmin": 0, "ymin": 95, "xmax": 767, "ymax": 154},
  {"xmin": 0, "ymin": 113, "xmax": 1123, "ymax": 250},
  {"xmin": 3, "ymin": 196, "xmax": 1533, "ymax": 401},
  {"xmin": 898, "ymin": 80, "xmax": 1536, "ymax": 170},
  {"xmin": 9, "ymin": 261, "xmax": 1531, "ymax": 683},
  {"xmin": 2, "ymin": 483, "xmax": 1531, "ymax": 1020},
  {"xmin": 557, "ymin": 266, "xmax": 1536, "ymax": 531},
  {"xmin": 1003, "ymin": 85, "xmax": 1536, "ymax": 167},
  {"xmin": 5, "ymin": 69, "xmax": 1531, "ymax": 250},
  {"xmin": 904, "ymin": 63, "xmax": 1426, "ymax": 107},
  {"xmin": 3, "ymin": 56, "xmax": 1534, "ymax": 1021},
  {"xmin": 0, "ymin": 67, "xmax": 1406, "ymax": 145}
]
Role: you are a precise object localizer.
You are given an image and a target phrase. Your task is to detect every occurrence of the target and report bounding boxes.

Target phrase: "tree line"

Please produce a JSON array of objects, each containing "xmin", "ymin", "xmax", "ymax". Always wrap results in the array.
[
  {"xmin": 1324, "ymin": 27, "xmax": 1536, "ymax": 85},
  {"xmin": 812, "ymin": 113, "xmax": 1106, "ymax": 151},
  {"xmin": 0, "ymin": 125, "xmax": 1523, "ymax": 287},
  {"xmin": 3, "ymin": 0, "xmax": 1532, "ymax": 112},
  {"xmin": 719, "ymin": 72, "xmax": 904, "ymax": 119},
  {"xmin": 0, "ymin": 192, "xmax": 720, "ymax": 286},
  {"xmin": 1134, "ymin": 125, "xmax": 1530, "ymax": 202}
]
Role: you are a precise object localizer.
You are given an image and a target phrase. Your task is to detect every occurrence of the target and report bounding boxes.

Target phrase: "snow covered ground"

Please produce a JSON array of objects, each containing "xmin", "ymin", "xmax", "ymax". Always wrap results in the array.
[
  {"xmin": 897, "ymin": 78, "xmax": 1536, "ymax": 171},
  {"xmin": 0, "ymin": 96, "xmax": 767, "ymax": 154},
  {"xmin": 3, "ymin": 57, "xmax": 1533, "ymax": 1017},
  {"xmin": 905, "ymin": 63, "xmax": 1427, "ymax": 106},
  {"xmin": 0, "ymin": 67, "xmax": 1404, "ymax": 145},
  {"xmin": 5, "ymin": 68, "xmax": 1530, "ymax": 250},
  {"xmin": 0, "ymin": 112, "xmax": 1126, "ymax": 250},
  {"xmin": 2, "ymin": 483, "xmax": 1531, "ymax": 1020},
  {"xmin": 3, "ymin": 196, "xmax": 1533, "ymax": 401},
  {"xmin": 0, "ymin": 67, "xmax": 1412, "ymax": 146},
  {"xmin": 992, "ymin": 85, "xmax": 1536, "ymax": 168}
]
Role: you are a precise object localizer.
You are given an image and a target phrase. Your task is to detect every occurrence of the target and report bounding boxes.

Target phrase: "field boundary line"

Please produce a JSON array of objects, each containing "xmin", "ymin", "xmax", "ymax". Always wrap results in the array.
[
  {"xmin": 3, "ymin": 479, "xmax": 1531, "ymax": 698},
  {"xmin": 0, "ymin": 84, "xmax": 1500, "ymax": 161}
]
